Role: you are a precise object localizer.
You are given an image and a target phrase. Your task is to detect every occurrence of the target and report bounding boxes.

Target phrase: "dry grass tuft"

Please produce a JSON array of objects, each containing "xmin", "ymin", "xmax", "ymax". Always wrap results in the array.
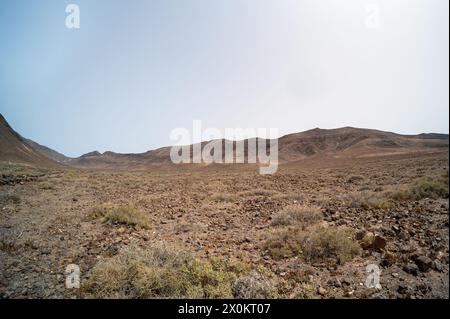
[
  {"xmin": 271, "ymin": 204, "xmax": 322, "ymax": 228},
  {"xmin": 90, "ymin": 204, "xmax": 151, "ymax": 229},
  {"xmin": 344, "ymin": 191, "xmax": 393, "ymax": 209},
  {"xmin": 211, "ymin": 192, "xmax": 236, "ymax": 202},
  {"xmin": 232, "ymin": 271, "xmax": 276, "ymax": 299},
  {"xmin": 347, "ymin": 175, "xmax": 365, "ymax": 184},
  {"xmin": 388, "ymin": 176, "xmax": 449, "ymax": 201},
  {"xmin": 0, "ymin": 193, "xmax": 21, "ymax": 205},
  {"xmin": 82, "ymin": 244, "xmax": 249, "ymax": 299},
  {"xmin": 263, "ymin": 226, "xmax": 360, "ymax": 264},
  {"xmin": 300, "ymin": 226, "xmax": 361, "ymax": 264}
]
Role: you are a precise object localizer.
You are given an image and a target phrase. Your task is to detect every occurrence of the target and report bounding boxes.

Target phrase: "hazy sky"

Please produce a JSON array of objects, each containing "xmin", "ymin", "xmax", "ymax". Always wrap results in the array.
[{"xmin": 0, "ymin": 0, "xmax": 448, "ymax": 157}]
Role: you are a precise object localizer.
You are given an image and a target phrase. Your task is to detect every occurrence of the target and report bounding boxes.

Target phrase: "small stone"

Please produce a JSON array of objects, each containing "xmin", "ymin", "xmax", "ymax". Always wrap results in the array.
[
  {"xmin": 432, "ymin": 260, "xmax": 443, "ymax": 272},
  {"xmin": 317, "ymin": 287, "xmax": 327, "ymax": 296},
  {"xmin": 345, "ymin": 290, "xmax": 354, "ymax": 297},
  {"xmin": 415, "ymin": 256, "xmax": 432, "ymax": 272},
  {"xmin": 398, "ymin": 232, "xmax": 410, "ymax": 241},
  {"xmin": 327, "ymin": 277, "xmax": 342, "ymax": 288},
  {"xmin": 381, "ymin": 251, "xmax": 396, "ymax": 267},
  {"xmin": 56, "ymin": 274, "xmax": 64, "ymax": 283},
  {"xmin": 361, "ymin": 232, "xmax": 375, "ymax": 249},
  {"xmin": 342, "ymin": 278, "xmax": 352, "ymax": 287},
  {"xmin": 403, "ymin": 263, "xmax": 419, "ymax": 276},
  {"xmin": 355, "ymin": 230, "xmax": 366, "ymax": 241},
  {"xmin": 372, "ymin": 235, "xmax": 387, "ymax": 251},
  {"xmin": 397, "ymin": 282, "xmax": 408, "ymax": 294}
]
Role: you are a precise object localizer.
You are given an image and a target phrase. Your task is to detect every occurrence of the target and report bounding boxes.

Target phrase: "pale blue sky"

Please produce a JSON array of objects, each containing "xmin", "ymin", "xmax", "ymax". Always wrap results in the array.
[{"xmin": 0, "ymin": 0, "xmax": 448, "ymax": 157}]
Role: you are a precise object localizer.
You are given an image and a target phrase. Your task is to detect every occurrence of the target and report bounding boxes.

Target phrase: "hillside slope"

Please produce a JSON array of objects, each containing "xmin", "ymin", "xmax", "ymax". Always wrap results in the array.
[
  {"xmin": 0, "ymin": 114, "xmax": 59, "ymax": 167},
  {"xmin": 1, "ymin": 114, "xmax": 448, "ymax": 169},
  {"xmin": 68, "ymin": 127, "xmax": 448, "ymax": 168}
]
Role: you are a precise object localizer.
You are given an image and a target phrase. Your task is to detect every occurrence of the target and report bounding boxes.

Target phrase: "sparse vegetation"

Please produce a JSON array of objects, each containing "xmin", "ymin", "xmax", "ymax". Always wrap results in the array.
[
  {"xmin": 347, "ymin": 175, "xmax": 365, "ymax": 184},
  {"xmin": 264, "ymin": 226, "xmax": 360, "ymax": 264},
  {"xmin": 0, "ymin": 193, "xmax": 21, "ymax": 205},
  {"xmin": 271, "ymin": 204, "xmax": 321, "ymax": 228},
  {"xmin": 239, "ymin": 189, "xmax": 278, "ymax": 197},
  {"xmin": 388, "ymin": 176, "xmax": 449, "ymax": 201},
  {"xmin": 39, "ymin": 181, "xmax": 56, "ymax": 190},
  {"xmin": 1, "ymin": 152, "xmax": 448, "ymax": 299},
  {"xmin": 344, "ymin": 175, "xmax": 449, "ymax": 209},
  {"xmin": 90, "ymin": 204, "xmax": 151, "ymax": 229},
  {"xmin": 83, "ymin": 244, "xmax": 248, "ymax": 299},
  {"xmin": 344, "ymin": 191, "xmax": 393, "ymax": 209},
  {"xmin": 263, "ymin": 227, "xmax": 303, "ymax": 260},
  {"xmin": 232, "ymin": 271, "xmax": 276, "ymax": 299},
  {"xmin": 272, "ymin": 192, "xmax": 304, "ymax": 202},
  {"xmin": 300, "ymin": 226, "xmax": 361, "ymax": 264},
  {"xmin": 211, "ymin": 192, "xmax": 236, "ymax": 202}
]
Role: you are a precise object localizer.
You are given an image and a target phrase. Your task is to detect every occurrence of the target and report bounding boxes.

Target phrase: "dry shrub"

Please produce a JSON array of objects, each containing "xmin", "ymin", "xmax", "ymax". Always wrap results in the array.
[
  {"xmin": 263, "ymin": 227, "xmax": 303, "ymax": 260},
  {"xmin": 344, "ymin": 191, "xmax": 392, "ymax": 209},
  {"xmin": 90, "ymin": 204, "xmax": 150, "ymax": 229},
  {"xmin": 291, "ymin": 283, "xmax": 315, "ymax": 299},
  {"xmin": 239, "ymin": 189, "xmax": 277, "ymax": 197},
  {"xmin": 211, "ymin": 193, "xmax": 236, "ymax": 202},
  {"xmin": 388, "ymin": 176, "xmax": 449, "ymax": 201},
  {"xmin": 264, "ymin": 226, "xmax": 360, "ymax": 264},
  {"xmin": 271, "ymin": 192, "xmax": 305, "ymax": 202},
  {"xmin": 300, "ymin": 226, "xmax": 361, "ymax": 265},
  {"xmin": 232, "ymin": 271, "xmax": 275, "ymax": 299},
  {"xmin": 271, "ymin": 205, "xmax": 321, "ymax": 228},
  {"xmin": 40, "ymin": 181, "xmax": 56, "ymax": 190},
  {"xmin": 0, "ymin": 193, "xmax": 21, "ymax": 205},
  {"xmin": 83, "ymin": 244, "xmax": 250, "ymax": 299},
  {"xmin": 347, "ymin": 175, "xmax": 365, "ymax": 184}
]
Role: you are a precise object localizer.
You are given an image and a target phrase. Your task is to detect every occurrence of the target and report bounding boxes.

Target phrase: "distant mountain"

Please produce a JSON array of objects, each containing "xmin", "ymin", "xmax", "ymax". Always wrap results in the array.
[
  {"xmin": 67, "ymin": 127, "xmax": 448, "ymax": 169},
  {"xmin": 0, "ymin": 113, "xmax": 448, "ymax": 169},
  {"xmin": 24, "ymin": 138, "xmax": 71, "ymax": 163},
  {"xmin": 277, "ymin": 127, "xmax": 449, "ymax": 161},
  {"xmin": 0, "ymin": 114, "xmax": 60, "ymax": 167}
]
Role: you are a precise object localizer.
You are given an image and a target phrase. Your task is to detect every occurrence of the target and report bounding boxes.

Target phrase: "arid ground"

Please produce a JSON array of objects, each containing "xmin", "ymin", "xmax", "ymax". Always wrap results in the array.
[{"xmin": 0, "ymin": 151, "xmax": 448, "ymax": 299}]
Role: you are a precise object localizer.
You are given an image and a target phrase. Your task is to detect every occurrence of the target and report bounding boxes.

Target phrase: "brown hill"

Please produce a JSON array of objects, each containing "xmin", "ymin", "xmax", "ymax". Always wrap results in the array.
[
  {"xmin": 67, "ymin": 127, "xmax": 448, "ymax": 169},
  {"xmin": 0, "ymin": 114, "xmax": 60, "ymax": 167},
  {"xmin": 1, "ymin": 114, "xmax": 448, "ymax": 169},
  {"xmin": 277, "ymin": 127, "xmax": 449, "ymax": 161},
  {"xmin": 24, "ymin": 138, "xmax": 71, "ymax": 163}
]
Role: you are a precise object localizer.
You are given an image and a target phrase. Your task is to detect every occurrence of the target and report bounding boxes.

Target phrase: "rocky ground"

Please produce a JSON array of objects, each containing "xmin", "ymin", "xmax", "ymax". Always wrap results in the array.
[{"xmin": 0, "ymin": 152, "xmax": 448, "ymax": 299}]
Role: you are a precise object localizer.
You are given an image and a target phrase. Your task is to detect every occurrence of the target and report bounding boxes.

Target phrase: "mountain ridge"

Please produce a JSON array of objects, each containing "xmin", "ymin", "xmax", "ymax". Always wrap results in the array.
[{"xmin": 1, "ymin": 113, "xmax": 448, "ymax": 168}]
